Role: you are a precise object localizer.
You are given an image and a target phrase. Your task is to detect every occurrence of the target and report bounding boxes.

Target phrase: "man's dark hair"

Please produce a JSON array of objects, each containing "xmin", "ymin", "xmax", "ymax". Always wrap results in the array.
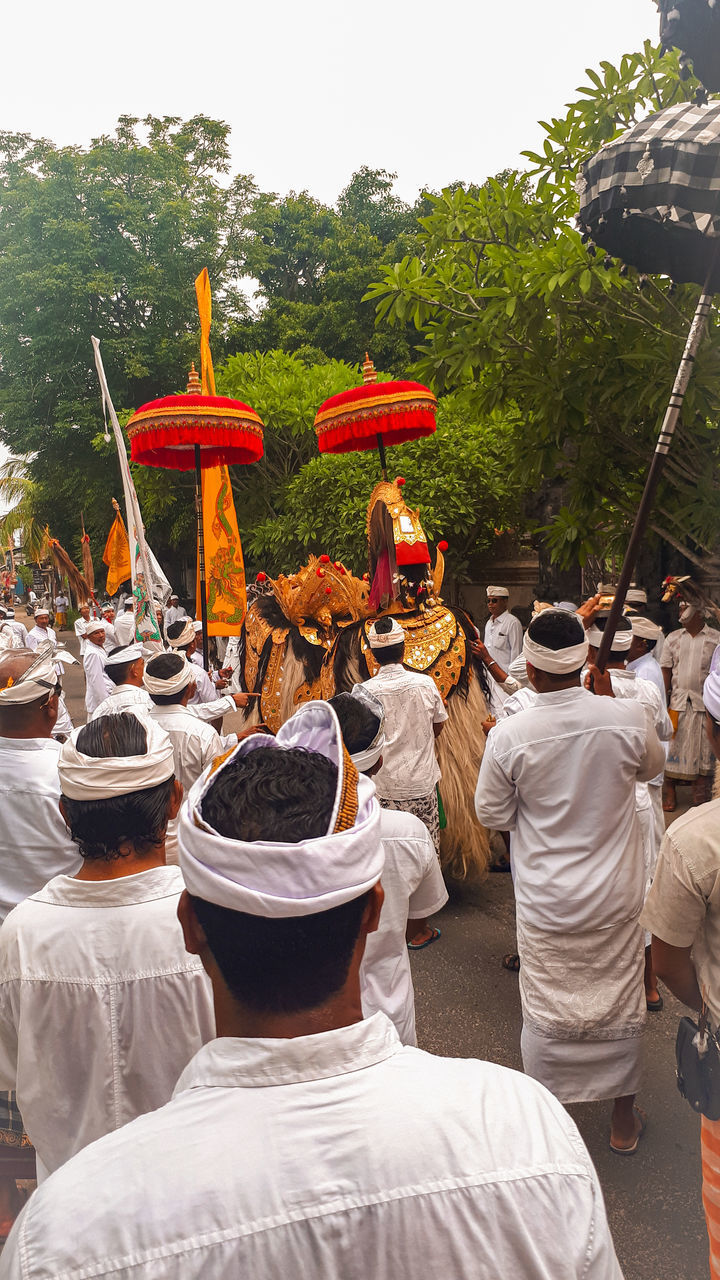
[
  {"xmin": 527, "ymin": 609, "xmax": 586, "ymax": 679},
  {"xmin": 330, "ymin": 692, "xmax": 380, "ymax": 756},
  {"xmin": 592, "ymin": 615, "xmax": 633, "ymax": 664},
  {"xmin": 145, "ymin": 652, "xmax": 189, "ymax": 706},
  {"xmin": 371, "ymin": 615, "xmax": 405, "ymax": 666},
  {"xmin": 192, "ymin": 745, "xmax": 369, "ymax": 1014},
  {"xmin": 60, "ymin": 714, "xmax": 175, "ymax": 862},
  {"xmin": 105, "ymin": 647, "xmax": 134, "ymax": 687},
  {"xmin": 166, "ymin": 620, "xmax": 190, "ymax": 647}
]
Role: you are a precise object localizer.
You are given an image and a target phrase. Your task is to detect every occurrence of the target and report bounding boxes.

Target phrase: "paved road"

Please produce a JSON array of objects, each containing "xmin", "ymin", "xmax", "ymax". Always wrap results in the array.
[{"xmin": 59, "ymin": 631, "xmax": 708, "ymax": 1279}]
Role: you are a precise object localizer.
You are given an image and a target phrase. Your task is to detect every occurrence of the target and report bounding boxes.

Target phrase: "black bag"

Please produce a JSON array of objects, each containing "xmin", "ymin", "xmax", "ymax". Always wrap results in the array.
[{"xmin": 675, "ymin": 1003, "xmax": 720, "ymax": 1121}]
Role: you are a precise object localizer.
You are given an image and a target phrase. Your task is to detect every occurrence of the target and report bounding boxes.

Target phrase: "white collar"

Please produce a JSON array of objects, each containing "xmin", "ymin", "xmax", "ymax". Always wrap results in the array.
[
  {"xmin": 33, "ymin": 866, "xmax": 182, "ymax": 908},
  {"xmin": 173, "ymin": 1012, "xmax": 400, "ymax": 1095}
]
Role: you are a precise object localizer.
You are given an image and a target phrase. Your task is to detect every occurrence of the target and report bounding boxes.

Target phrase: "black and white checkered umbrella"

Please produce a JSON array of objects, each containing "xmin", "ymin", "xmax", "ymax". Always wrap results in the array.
[
  {"xmin": 575, "ymin": 99, "xmax": 720, "ymax": 672},
  {"xmin": 658, "ymin": 0, "xmax": 720, "ymax": 92},
  {"xmin": 577, "ymin": 100, "xmax": 720, "ymax": 287}
]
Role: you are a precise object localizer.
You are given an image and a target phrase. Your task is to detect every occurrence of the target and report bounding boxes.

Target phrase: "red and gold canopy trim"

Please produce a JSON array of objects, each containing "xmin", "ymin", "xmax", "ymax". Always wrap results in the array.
[
  {"xmin": 127, "ymin": 394, "xmax": 264, "ymax": 472},
  {"xmin": 314, "ymin": 381, "xmax": 437, "ymax": 455}
]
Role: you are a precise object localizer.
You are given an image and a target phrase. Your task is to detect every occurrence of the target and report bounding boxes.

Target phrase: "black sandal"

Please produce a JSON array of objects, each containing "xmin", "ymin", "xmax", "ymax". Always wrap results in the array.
[{"xmin": 502, "ymin": 953, "xmax": 520, "ymax": 972}]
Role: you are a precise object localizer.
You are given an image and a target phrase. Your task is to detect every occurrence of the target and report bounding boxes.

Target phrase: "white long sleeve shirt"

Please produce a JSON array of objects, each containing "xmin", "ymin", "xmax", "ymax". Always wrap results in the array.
[
  {"xmin": 0, "ymin": 866, "xmax": 215, "ymax": 1180},
  {"xmin": 82, "ymin": 644, "xmax": 111, "ymax": 716},
  {"xmin": 91, "ymin": 684, "xmax": 236, "ymax": 728},
  {"xmin": 0, "ymin": 1012, "xmax": 621, "ymax": 1280},
  {"xmin": 360, "ymin": 809, "xmax": 448, "ymax": 1045},
  {"xmin": 150, "ymin": 704, "xmax": 224, "ymax": 790},
  {"xmin": 0, "ymin": 737, "xmax": 80, "ymax": 922},
  {"xmin": 484, "ymin": 610, "xmax": 524, "ymax": 669},
  {"xmin": 475, "ymin": 685, "xmax": 666, "ymax": 933}
]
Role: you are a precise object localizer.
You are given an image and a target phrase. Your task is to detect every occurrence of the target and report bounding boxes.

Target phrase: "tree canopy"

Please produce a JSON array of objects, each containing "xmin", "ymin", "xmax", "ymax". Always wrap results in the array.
[{"xmin": 367, "ymin": 44, "xmax": 720, "ymax": 569}]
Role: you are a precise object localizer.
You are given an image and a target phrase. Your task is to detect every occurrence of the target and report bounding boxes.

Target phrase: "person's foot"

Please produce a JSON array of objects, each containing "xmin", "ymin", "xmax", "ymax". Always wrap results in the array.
[
  {"xmin": 662, "ymin": 782, "xmax": 677, "ymax": 812},
  {"xmin": 610, "ymin": 1105, "xmax": 647, "ymax": 1154},
  {"xmin": 502, "ymin": 952, "xmax": 521, "ymax": 972},
  {"xmin": 692, "ymin": 778, "xmax": 712, "ymax": 806},
  {"xmin": 407, "ymin": 926, "xmax": 441, "ymax": 950}
]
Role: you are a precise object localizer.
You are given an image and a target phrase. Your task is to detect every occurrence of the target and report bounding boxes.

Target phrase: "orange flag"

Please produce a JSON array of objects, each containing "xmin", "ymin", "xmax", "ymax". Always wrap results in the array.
[
  {"xmin": 103, "ymin": 505, "xmax": 132, "ymax": 597},
  {"xmin": 196, "ymin": 464, "xmax": 247, "ymax": 635}
]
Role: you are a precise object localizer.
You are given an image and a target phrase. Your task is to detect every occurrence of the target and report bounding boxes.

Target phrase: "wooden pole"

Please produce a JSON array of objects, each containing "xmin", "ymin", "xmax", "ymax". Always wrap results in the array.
[
  {"xmin": 595, "ymin": 282, "xmax": 715, "ymax": 671},
  {"xmin": 195, "ymin": 445, "xmax": 210, "ymax": 670}
]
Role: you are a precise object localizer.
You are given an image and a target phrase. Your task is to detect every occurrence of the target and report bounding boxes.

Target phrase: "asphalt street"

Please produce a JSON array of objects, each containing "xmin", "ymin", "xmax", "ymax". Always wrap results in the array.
[{"xmin": 58, "ymin": 629, "xmax": 708, "ymax": 1280}]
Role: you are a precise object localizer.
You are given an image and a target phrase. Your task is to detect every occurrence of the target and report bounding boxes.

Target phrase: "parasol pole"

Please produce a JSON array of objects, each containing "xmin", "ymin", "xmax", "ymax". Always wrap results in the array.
[
  {"xmin": 194, "ymin": 444, "xmax": 210, "ymax": 670},
  {"xmin": 595, "ymin": 277, "xmax": 715, "ymax": 671}
]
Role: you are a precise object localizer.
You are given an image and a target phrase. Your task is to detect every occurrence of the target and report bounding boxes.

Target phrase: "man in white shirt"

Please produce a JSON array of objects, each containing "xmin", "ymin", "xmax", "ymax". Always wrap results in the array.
[
  {"xmin": 0, "ymin": 700, "xmax": 622, "ymax": 1280},
  {"xmin": 482, "ymin": 586, "xmax": 524, "ymax": 716},
  {"xmin": 166, "ymin": 618, "xmax": 226, "ymax": 712},
  {"xmin": 82, "ymin": 621, "xmax": 111, "ymax": 718},
  {"xmin": 475, "ymin": 608, "xmax": 666, "ymax": 1153},
  {"xmin": 627, "ymin": 615, "xmax": 665, "ymax": 698},
  {"xmin": 101, "ymin": 604, "xmax": 118, "ymax": 652},
  {"xmin": 74, "ymin": 603, "xmax": 91, "ymax": 655},
  {"xmin": 93, "ymin": 644, "xmax": 250, "ymax": 731},
  {"xmin": 331, "ymin": 690, "xmax": 448, "ymax": 1044},
  {"xmin": 163, "ymin": 593, "xmax": 187, "ymax": 635},
  {"xmin": 661, "ymin": 604, "xmax": 720, "ymax": 809},
  {"xmin": 113, "ymin": 601, "xmax": 136, "ymax": 649},
  {"xmin": 52, "ymin": 593, "xmax": 68, "ymax": 630},
  {"xmin": 0, "ymin": 713, "xmax": 215, "ymax": 1183},
  {"xmin": 0, "ymin": 611, "xmax": 29, "ymax": 649},
  {"xmin": 362, "ymin": 616, "xmax": 447, "ymax": 948},
  {"xmin": 144, "ymin": 652, "xmax": 224, "ymax": 792},
  {"xmin": 26, "ymin": 612, "xmax": 73, "ymax": 740}
]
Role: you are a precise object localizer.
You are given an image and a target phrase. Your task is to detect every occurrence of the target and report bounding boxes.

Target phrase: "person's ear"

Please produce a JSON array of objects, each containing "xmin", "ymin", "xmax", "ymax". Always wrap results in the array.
[
  {"xmin": 362, "ymin": 881, "xmax": 384, "ymax": 937},
  {"xmin": 177, "ymin": 890, "xmax": 207, "ymax": 957},
  {"xmin": 167, "ymin": 779, "xmax": 183, "ymax": 821},
  {"xmin": 58, "ymin": 796, "xmax": 70, "ymax": 830}
]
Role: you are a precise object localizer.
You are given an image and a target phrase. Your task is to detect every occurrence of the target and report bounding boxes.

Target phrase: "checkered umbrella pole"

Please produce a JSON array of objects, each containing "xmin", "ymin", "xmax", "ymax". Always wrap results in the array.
[{"xmin": 595, "ymin": 274, "xmax": 716, "ymax": 672}]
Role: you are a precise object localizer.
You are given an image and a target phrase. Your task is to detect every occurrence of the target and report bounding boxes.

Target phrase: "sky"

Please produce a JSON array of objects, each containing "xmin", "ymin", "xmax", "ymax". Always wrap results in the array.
[{"xmin": 2, "ymin": 0, "xmax": 657, "ymax": 206}]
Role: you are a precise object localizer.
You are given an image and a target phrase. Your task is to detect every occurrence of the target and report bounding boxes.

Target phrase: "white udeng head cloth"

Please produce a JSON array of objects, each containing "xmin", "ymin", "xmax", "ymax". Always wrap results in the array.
[
  {"xmin": 523, "ymin": 610, "xmax": 588, "ymax": 674},
  {"xmin": 486, "ymin": 585, "xmax": 509, "ymax": 598},
  {"xmin": 58, "ymin": 713, "xmax": 175, "ymax": 800},
  {"xmin": 0, "ymin": 643, "xmax": 77, "ymax": 706},
  {"xmin": 368, "ymin": 618, "xmax": 404, "ymax": 650},
  {"xmin": 586, "ymin": 620, "xmax": 633, "ymax": 651},
  {"xmin": 167, "ymin": 619, "xmax": 195, "ymax": 649},
  {"xmin": 630, "ymin": 616, "xmax": 662, "ymax": 642},
  {"xmin": 177, "ymin": 700, "xmax": 383, "ymax": 918},
  {"xmin": 143, "ymin": 655, "xmax": 196, "ymax": 696},
  {"xmin": 626, "ymin": 587, "xmax": 648, "ymax": 605},
  {"xmin": 105, "ymin": 642, "xmax": 148, "ymax": 667}
]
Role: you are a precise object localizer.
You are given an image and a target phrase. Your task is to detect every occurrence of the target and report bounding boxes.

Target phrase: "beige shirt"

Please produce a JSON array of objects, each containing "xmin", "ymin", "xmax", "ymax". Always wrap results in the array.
[
  {"xmin": 660, "ymin": 625, "xmax": 720, "ymax": 712},
  {"xmin": 642, "ymin": 798, "xmax": 720, "ymax": 1024}
]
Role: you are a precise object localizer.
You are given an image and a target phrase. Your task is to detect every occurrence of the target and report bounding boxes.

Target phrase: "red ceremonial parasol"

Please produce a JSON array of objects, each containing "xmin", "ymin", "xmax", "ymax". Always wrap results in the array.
[
  {"xmin": 314, "ymin": 354, "xmax": 437, "ymax": 478},
  {"xmin": 125, "ymin": 272, "xmax": 264, "ymax": 666}
]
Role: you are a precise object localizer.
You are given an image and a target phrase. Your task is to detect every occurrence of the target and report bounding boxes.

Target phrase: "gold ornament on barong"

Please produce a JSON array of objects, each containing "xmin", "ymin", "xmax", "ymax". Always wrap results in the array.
[
  {"xmin": 361, "ymin": 604, "xmax": 465, "ymax": 697},
  {"xmin": 365, "ymin": 481, "xmax": 430, "ymax": 563},
  {"xmin": 270, "ymin": 557, "xmax": 369, "ymax": 636}
]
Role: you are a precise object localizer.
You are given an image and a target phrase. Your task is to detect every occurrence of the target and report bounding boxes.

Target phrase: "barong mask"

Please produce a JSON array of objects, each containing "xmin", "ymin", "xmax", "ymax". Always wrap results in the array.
[{"xmin": 177, "ymin": 700, "xmax": 383, "ymax": 918}]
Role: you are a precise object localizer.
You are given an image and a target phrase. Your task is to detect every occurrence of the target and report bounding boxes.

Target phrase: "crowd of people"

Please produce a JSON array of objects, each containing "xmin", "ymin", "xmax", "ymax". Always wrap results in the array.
[{"xmin": 0, "ymin": 580, "xmax": 717, "ymax": 1276}]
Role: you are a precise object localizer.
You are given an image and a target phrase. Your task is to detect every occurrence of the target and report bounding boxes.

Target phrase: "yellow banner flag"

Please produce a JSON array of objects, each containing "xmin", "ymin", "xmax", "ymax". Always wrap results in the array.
[
  {"xmin": 196, "ymin": 464, "xmax": 247, "ymax": 635},
  {"xmin": 194, "ymin": 268, "xmax": 216, "ymax": 397},
  {"xmin": 103, "ymin": 508, "xmax": 132, "ymax": 597}
]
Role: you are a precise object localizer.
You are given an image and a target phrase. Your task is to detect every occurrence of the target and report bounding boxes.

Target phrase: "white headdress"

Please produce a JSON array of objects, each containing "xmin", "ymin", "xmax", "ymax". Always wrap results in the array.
[
  {"xmin": 58, "ymin": 714, "xmax": 175, "ymax": 800},
  {"xmin": 348, "ymin": 685, "xmax": 386, "ymax": 772},
  {"xmin": 626, "ymin": 586, "xmax": 648, "ymax": 605},
  {"xmin": 177, "ymin": 700, "xmax": 383, "ymax": 918},
  {"xmin": 368, "ymin": 618, "xmax": 404, "ymax": 650},
  {"xmin": 586, "ymin": 619, "xmax": 633, "ymax": 651},
  {"xmin": 143, "ymin": 655, "xmax": 196, "ymax": 696},
  {"xmin": 0, "ymin": 642, "xmax": 77, "ymax": 706},
  {"xmin": 522, "ymin": 610, "xmax": 588, "ymax": 675},
  {"xmin": 486, "ymin": 585, "xmax": 509, "ymax": 598},
  {"xmin": 105, "ymin": 642, "xmax": 149, "ymax": 667},
  {"xmin": 630, "ymin": 616, "xmax": 662, "ymax": 642},
  {"xmin": 167, "ymin": 618, "xmax": 196, "ymax": 648}
]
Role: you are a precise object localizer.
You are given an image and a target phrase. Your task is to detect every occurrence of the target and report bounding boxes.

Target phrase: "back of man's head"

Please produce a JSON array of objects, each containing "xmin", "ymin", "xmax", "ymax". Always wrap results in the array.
[
  {"xmin": 166, "ymin": 619, "xmax": 189, "ymax": 645},
  {"xmin": 145, "ymin": 652, "xmax": 190, "ymax": 705},
  {"xmin": 371, "ymin": 615, "xmax": 405, "ymax": 666},
  {"xmin": 590, "ymin": 614, "xmax": 633, "ymax": 665},
  {"xmin": 106, "ymin": 647, "xmax": 134, "ymax": 687},
  {"xmin": 190, "ymin": 745, "xmax": 370, "ymax": 1015},
  {"xmin": 60, "ymin": 715, "xmax": 175, "ymax": 861},
  {"xmin": 330, "ymin": 693, "xmax": 381, "ymax": 762},
  {"xmin": 527, "ymin": 609, "xmax": 584, "ymax": 651}
]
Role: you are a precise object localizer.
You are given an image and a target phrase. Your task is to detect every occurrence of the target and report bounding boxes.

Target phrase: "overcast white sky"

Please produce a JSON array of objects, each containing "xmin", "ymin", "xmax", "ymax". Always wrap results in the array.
[{"xmin": 3, "ymin": 0, "xmax": 657, "ymax": 205}]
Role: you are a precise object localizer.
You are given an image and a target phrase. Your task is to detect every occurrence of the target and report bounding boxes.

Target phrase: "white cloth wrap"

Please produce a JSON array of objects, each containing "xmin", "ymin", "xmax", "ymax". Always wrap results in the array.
[
  {"xmin": 704, "ymin": 671, "xmax": 720, "ymax": 721},
  {"xmin": 586, "ymin": 623, "xmax": 632, "ymax": 651},
  {"xmin": 177, "ymin": 701, "xmax": 384, "ymax": 917},
  {"xmin": 368, "ymin": 619, "xmax": 404, "ymax": 649},
  {"xmin": 84, "ymin": 620, "xmax": 106, "ymax": 637},
  {"xmin": 143, "ymin": 659, "xmax": 196, "ymax": 696},
  {"xmin": 58, "ymin": 715, "xmax": 175, "ymax": 799},
  {"xmin": 630, "ymin": 616, "xmax": 662, "ymax": 641},
  {"xmin": 522, "ymin": 633, "xmax": 588, "ymax": 675},
  {"xmin": 349, "ymin": 685, "xmax": 385, "ymax": 771},
  {"xmin": 626, "ymin": 588, "xmax": 648, "ymax": 604},
  {"xmin": 168, "ymin": 619, "xmax": 195, "ymax": 648},
  {"xmin": 0, "ymin": 644, "xmax": 77, "ymax": 705},
  {"xmin": 486, "ymin": 585, "xmax": 509, "ymax": 598},
  {"xmin": 105, "ymin": 643, "xmax": 147, "ymax": 667}
]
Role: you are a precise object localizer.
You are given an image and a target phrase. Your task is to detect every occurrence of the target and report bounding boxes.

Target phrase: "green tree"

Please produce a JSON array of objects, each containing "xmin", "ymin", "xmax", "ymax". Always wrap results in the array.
[
  {"xmin": 0, "ymin": 115, "xmax": 256, "ymax": 562},
  {"xmin": 366, "ymin": 45, "xmax": 720, "ymax": 569}
]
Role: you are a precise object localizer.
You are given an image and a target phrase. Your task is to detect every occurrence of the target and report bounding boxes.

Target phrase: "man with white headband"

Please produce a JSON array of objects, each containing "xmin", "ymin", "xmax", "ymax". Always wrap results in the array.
[
  {"xmin": 362, "ymin": 615, "xmax": 448, "ymax": 949},
  {"xmin": 483, "ymin": 586, "xmax": 523, "ymax": 711},
  {"xmin": 93, "ymin": 644, "xmax": 252, "ymax": 732},
  {"xmin": 627, "ymin": 615, "xmax": 665, "ymax": 698},
  {"xmin": 475, "ymin": 608, "xmax": 666, "ymax": 1154},
  {"xmin": 163, "ymin": 592, "xmax": 187, "ymax": 636},
  {"xmin": 0, "ymin": 699, "xmax": 622, "ymax": 1279},
  {"xmin": 643, "ymin": 667, "xmax": 720, "ymax": 1273},
  {"xmin": 26, "ymin": 607, "xmax": 54, "ymax": 652},
  {"xmin": 586, "ymin": 615, "xmax": 673, "ymax": 1014},
  {"xmin": 0, "ymin": 646, "xmax": 80, "ymax": 1220},
  {"xmin": 101, "ymin": 603, "xmax": 118, "ymax": 652},
  {"xmin": 166, "ymin": 617, "xmax": 228, "ymax": 712},
  {"xmin": 661, "ymin": 597, "xmax": 720, "ymax": 811},
  {"xmin": 74, "ymin": 603, "xmax": 92, "ymax": 655},
  {"xmin": 0, "ymin": 713, "xmax": 214, "ymax": 1184},
  {"xmin": 144, "ymin": 652, "xmax": 224, "ymax": 794},
  {"xmin": 330, "ymin": 690, "xmax": 448, "ymax": 1044},
  {"xmin": 82, "ymin": 620, "xmax": 111, "ymax": 717}
]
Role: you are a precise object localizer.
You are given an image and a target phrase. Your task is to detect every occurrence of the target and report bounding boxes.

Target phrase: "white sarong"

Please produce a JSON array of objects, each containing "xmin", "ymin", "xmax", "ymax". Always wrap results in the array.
[
  {"xmin": 517, "ymin": 913, "xmax": 646, "ymax": 1104},
  {"xmin": 666, "ymin": 703, "xmax": 714, "ymax": 780}
]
